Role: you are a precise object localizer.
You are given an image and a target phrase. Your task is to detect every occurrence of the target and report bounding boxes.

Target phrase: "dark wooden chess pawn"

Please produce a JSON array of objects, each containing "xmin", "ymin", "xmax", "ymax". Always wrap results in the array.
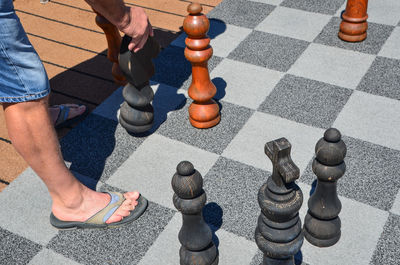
[
  {"xmin": 339, "ymin": 0, "xmax": 369, "ymax": 42},
  {"xmin": 172, "ymin": 161, "xmax": 218, "ymax": 265},
  {"xmin": 184, "ymin": 3, "xmax": 221, "ymax": 129},
  {"xmin": 304, "ymin": 128, "xmax": 347, "ymax": 247},
  {"xmin": 118, "ymin": 35, "xmax": 160, "ymax": 134},
  {"xmin": 255, "ymin": 138, "xmax": 303, "ymax": 265},
  {"xmin": 93, "ymin": 11, "xmax": 126, "ymax": 85}
]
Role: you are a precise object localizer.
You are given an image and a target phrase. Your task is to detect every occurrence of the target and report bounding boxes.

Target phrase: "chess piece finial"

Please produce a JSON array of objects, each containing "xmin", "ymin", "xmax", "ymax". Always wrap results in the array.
[
  {"xmin": 304, "ymin": 128, "xmax": 347, "ymax": 247},
  {"xmin": 118, "ymin": 35, "xmax": 160, "ymax": 134},
  {"xmin": 338, "ymin": 0, "xmax": 369, "ymax": 42},
  {"xmin": 255, "ymin": 138, "xmax": 303, "ymax": 265},
  {"xmin": 172, "ymin": 161, "xmax": 219, "ymax": 265},
  {"xmin": 184, "ymin": 3, "xmax": 221, "ymax": 129}
]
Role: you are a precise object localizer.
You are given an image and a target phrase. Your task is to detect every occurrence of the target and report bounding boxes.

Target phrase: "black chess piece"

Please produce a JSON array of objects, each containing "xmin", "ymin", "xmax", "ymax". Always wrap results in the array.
[
  {"xmin": 118, "ymin": 35, "xmax": 160, "ymax": 134},
  {"xmin": 172, "ymin": 161, "xmax": 218, "ymax": 265},
  {"xmin": 304, "ymin": 128, "xmax": 347, "ymax": 247},
  {"xmin": 255, "ymin": 138, "xmax": 304, "ymax": 265}
]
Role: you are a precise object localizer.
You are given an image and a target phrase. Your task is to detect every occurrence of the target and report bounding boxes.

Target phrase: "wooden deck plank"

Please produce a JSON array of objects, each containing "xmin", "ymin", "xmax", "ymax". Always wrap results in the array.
[
  {"xmin": 0, "ymin": 109, "xmax": 10, "ymax": 142},
  {"xmin": 0, "ymin": 142, "xmax": 28, "ymax": 184}
]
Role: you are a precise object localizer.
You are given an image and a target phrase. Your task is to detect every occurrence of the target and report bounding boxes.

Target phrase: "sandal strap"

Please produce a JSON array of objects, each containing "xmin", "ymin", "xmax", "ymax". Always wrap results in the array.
[
  {"xmin": 85, "ymin": 192, "xmax": 125, "ymax": 225},
  {"xmin": 54, "ymin": 105, "xmax": 70, "ymax": 127}
]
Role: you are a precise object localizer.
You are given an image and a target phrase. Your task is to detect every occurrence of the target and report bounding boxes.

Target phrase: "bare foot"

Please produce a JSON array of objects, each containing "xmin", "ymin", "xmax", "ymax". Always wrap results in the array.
[
  {"xmin": 51, "ymin": 188, "xmax": 140, "ymax": 224},
  {"xmin": 49, "ymin": 104, "xmax": 87, "ymax": 126}
]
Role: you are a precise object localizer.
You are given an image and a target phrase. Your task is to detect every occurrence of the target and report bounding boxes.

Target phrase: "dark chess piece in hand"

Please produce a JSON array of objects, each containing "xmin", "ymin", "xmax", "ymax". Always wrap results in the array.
[
  {"xmin": 172, "ymin": 161, "xmax": 218, "ymax": 265},
  {"xmin": 118, "ymin": 35, "xmax": 160, "ymax": 134},
  {"xmin": 304, "ymin": 128, "xmax": 347, "ymax": 247},
  {"xmin": 255, "ymin": 138, "xmax": 303, "ymax": 265}
]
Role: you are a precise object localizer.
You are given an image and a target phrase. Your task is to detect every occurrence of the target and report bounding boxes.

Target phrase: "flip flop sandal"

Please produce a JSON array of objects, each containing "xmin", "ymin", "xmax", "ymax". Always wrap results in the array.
[
  {"xmin": 53, "ymin": 104, "xmax": 89, "ymax": 129},
  {"xmin": 50, "ymin": 192, "xmax": 148, "ymax": 229}
]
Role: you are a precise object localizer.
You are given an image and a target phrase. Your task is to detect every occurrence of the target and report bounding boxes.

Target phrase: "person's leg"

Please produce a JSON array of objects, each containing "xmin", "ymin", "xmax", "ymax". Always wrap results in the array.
[{"xmin": 3, "ymin": 98, "xmax": 139, "ymax": 224}]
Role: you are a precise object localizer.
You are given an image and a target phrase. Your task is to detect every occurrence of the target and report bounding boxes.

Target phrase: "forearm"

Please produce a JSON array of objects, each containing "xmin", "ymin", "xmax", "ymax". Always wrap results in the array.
[{"xmin": 85, "ymin": 0, "xmax": 130, "ymax": 30}]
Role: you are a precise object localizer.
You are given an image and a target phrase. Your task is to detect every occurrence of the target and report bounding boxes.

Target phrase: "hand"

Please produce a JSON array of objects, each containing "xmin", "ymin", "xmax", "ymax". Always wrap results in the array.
[{"xmin": 118, "ymin": 7, "xmax": 154, "ymax": 52}]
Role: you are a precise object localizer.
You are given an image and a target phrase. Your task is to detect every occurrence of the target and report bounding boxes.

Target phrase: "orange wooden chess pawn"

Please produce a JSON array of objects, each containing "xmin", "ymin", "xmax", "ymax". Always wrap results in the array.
[
  {"xmin": 338, "ymin": 0, "xmax": 369, "ymax": 42},
  {"xmin": 93, "ymin": 10, "xmax": 127, "ymax": 85},
  {"xmin": 184, "ymin": 3, "xmax": 221, "ymax": 129}
]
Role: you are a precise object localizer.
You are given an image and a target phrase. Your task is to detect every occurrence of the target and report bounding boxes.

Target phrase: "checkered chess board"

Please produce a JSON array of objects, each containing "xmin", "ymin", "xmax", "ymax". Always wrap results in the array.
[{"xmin": 1, "ymin": 0, "xmax": 400, "ymax": 264}]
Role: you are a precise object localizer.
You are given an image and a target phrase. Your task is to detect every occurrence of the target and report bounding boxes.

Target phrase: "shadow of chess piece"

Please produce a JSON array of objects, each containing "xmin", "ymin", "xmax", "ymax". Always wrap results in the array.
[
  {"xmin": 172, "ymin": 161, "xmax": 219, "ymax": 265},
  {"xmin": 339, "ymin": 0, "xmax": 369, "ymax": 42},
  {"xmin": 255, "ymin": 138, "xmax": 303, "ymax": 265},
  {"xmin": 118, "ymin": 35, "xmax": 160, "ymax": 134},
  {"xmin": 304, "ymin": 128, "xmax": 347, "ymax": 247},
  {"xmin": 184, "ymin": 3, "xmax": 221, "ymax": 129},
  {"xmin": 93, "ymin": 11, "xmax": 126, "ymax": 85}
]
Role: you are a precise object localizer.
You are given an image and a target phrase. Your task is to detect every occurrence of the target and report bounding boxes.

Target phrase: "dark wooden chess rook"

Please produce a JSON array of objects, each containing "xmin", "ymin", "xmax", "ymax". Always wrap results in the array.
[
  {"xmin": 172, "ymin": 161, "xmax": 218, "ymax": 265},
  {"xmin": 339, "ymin": 0, "xmax": 369, "ymax": 42},
  {"xmin": 118, "ymin": 35, "xmax": 160, "ymax": 134},
  {"xmin": 93, "ymin": 11, "xmax": 126, "ymax": 85},
  {"xmin": 304, "ymin": 128, "xmax": 347, "ymax": 247},
  {"xmin": 255, "ymin": 138, "xmax": 303, "ymax": 265},
  {"xmin": 184, "ymin": 3, "xmax": 221, "ymax": 129}
]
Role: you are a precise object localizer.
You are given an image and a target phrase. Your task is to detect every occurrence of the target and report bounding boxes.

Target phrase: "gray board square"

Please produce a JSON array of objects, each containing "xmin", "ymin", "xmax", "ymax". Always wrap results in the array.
[
  {"xmin": 357, "ymin": 56, "xmax": 400, "ymax": 100},
  {"xmin": 207, "ymin": 0, "xmax": 275, "ymax": 29},
  {"xmin": 314, "ymin": 17, "xmax": 395, "ymax": 55},
  {"xmin": 371, "ymin": 213, "xmax": 400, "ymax": 265},
  {"xmin": 156, "ymin": 101, "xmax": 254, "ymax": 155},
  {"xmin": 300, "ymin": 136, "xmax": 400, "ymax": 211},
  {"xmin": 228, "ymin": 31, "xmax": 310, "ymax": 72},
  {"xmin": 151, "ymin": 44, "xmax": 223, "ymax": 91},
  {"xmin": 47, "ymin": 201, "xmax": 175, "ymax": 265},
  {"xmin": 280, "ymin": 0, "xmax": 345, "ymax": 15},
  {"xmin": 60, "ymin": 114, "xmax": 146, "ymax": 183},
  {"xmin": 0, "ymin": 227, "xmax": 42, "ymax": 265},
  {"xmin": 258, "ymin": 75, "xmax": 352, "ymax": 128},
  {"xmin": 203, "ymin": 157, "xmax": 269, "ymax": 241}
]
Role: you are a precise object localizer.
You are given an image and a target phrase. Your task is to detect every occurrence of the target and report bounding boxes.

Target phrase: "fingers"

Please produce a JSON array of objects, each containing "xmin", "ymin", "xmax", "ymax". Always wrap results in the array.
[{"xmin": 131, "ymin": 24, "xmax": 151, "ymax": 53}]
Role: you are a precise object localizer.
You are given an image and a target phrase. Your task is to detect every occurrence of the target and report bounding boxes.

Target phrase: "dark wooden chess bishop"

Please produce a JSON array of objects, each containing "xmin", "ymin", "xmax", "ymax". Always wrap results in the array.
[
  {"xmin": 339, "ymin": 0, "xmax": 369, "ymax": 42},
  {"xmin": 184, "ymin": 3, "xmax": 221, "ymax": 129}
]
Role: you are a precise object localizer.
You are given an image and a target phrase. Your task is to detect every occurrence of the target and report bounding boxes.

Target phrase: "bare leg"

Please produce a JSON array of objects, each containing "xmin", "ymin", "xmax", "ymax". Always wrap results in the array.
[{"xmin": 3, "ymin": 96, "xmax": 138, "ymax": 224}]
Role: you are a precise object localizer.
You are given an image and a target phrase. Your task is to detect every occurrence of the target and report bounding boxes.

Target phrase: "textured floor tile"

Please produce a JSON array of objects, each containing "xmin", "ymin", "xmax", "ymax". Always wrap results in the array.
[
  {"xmin": 106, "ymin": 134, "xmax": 219, "ymax": 210},
  {"xmin": 156, "ymin": 101, "xmax": 254, "ymax": 155},
  {"xmin": 229, "ymin": 31, "xmax": 310, "ymax": 71},
  {"xmin": 367, "ymin": 0, "xmax": 400, "ymax": 26},
  {"xmin": 0, "ymin": 183, "xmax": 7, "ymax": 192},
  {"xmin": 370, "ymin": 214, "xmax": 400, "ymax": 265},
  {"xmin": 288, "ymin": 43, "xmax": 375, "ymax": 89},
  {"xmin": 314, "ymin": 17, "xmax": 394, "ymax": 55},
  {"xmin": 91, "ymin": 86, "xmax": 123, "ymax": 122},
  {"xmin": 47, "ymin": 201, "xmax": 175, "ymax": 265},
  {"xmin": 151, "ymin": 44, "xmax": 223, "ymax": 91},
  {"xmin": 210, "ymin": 58, "xmax": 284, "ymax": 109},
  {"xmin": 171, "ymin": 19, "xmax": 253, "ymax": 57},
  {"xmin": 333, "ymin": 91, "xmax": 400, "ymax": 150},
  {"xmin": 139, "ymin": 213, "xmax": 258, "ymax": 265},
  {"xmin": 391, "ymin": 190, "xmax": 400, "ymax": 215},
  {"xmin": 203, "ymin": 157, "xmax": 268, "ymax": 241},
  {"xmin": 0, "ymin": 228, "xmax": 42, "ymax": 265},
  {"xmin": 60, "ymin": 114, "xmax": 146, "ymax": 182},
  {"xmin": 297, "ymin": 182, "xmax": 389, "ymax": 265},
  {"xmin": 256, "ymin": 6, "xmax": 331, "ymax": 41},
  {"xmin": 280, "ymin": 0, "xmax": 345, "ymax": 15},
  {"xmin": 357, "ymin": 56, "xmax": 400, "ymax": 100},
  {"xmin": 207, "ymin": 0, "xmax": 275, "ymax": 29},
  {"xmin": 250, "ymin": 0, "xmax": 283, "ymax": 5},
  {"xmin": 28, "ymin": 249, "xmax": 81, "ymax": 265},
  {"xmin": 258, "ymin": 75, "xmax": 352, "ymax": 128},
  {"xmin": 222, "ymin": 112, "xmax": 324, "ymax": 173},
  {"xmin": 0, "ymin": 168, "xmax": 58, "ymax": 245},
  {"xmin": 379, "ymin": 27, "xmax": 400, "ymax": 60},
  {"xmin": 301, "ymin": 136, "xmax": 400, "ymax": 211}
]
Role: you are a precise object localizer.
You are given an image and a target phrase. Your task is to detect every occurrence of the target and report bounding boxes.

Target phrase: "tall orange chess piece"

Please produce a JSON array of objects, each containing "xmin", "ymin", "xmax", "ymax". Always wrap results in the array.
[
  {"xmin": 93, "ymin": 11, "xmax": 127, "ymax": 85},
  {"xmin": 338, "ymin": 0, "xmax": 369, "ymax": 42},
  {"xmin": 184, "ymin": 3, "xmax": 221, "ymax": 129}
]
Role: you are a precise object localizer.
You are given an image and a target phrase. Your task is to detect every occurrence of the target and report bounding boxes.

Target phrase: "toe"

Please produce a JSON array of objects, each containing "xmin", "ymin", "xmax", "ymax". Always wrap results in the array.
[{"xmin": 67, "ymin": 105, "xmax": 86, "ymax": 120}]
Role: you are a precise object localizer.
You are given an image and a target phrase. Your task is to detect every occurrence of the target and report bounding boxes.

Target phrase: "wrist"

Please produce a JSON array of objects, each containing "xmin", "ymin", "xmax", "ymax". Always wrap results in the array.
[{"xmin": 116, "ymin": 6, "xmax": 132, "ymax": 32}]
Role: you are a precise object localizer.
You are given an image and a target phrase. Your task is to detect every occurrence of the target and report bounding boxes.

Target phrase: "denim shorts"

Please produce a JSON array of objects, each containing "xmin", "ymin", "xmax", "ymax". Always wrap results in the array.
[{"xmin": 0, "ymin": 0, "xmax": 50, "ymax": 103}]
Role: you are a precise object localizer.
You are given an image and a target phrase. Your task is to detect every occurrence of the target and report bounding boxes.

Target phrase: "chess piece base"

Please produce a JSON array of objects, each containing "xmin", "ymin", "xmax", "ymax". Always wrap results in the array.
[
  {"xmin": 189, "ymin": 100, "xmax": 220, "ymax": 129},
  {"xmin": 338, "ymin": 31, "xmax": 367, "ymax": 42},
  {"xmin": 119, "ymin": 116, "xmax": 153, "ymax": 134},
  {"xmin": 263, "ymin": 255, "xmax": 295, "ymax": 265},
  {"xmin": 304, "ymin": 228, "xmax": 341, "ymax": 248}
]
